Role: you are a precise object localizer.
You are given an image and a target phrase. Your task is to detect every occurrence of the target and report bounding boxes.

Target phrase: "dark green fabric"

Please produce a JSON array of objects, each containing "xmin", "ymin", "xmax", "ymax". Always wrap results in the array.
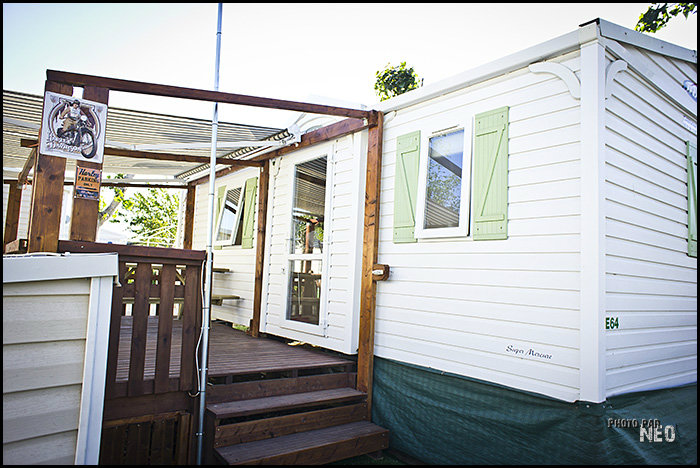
[{"xmin": 371, "ymin": 357, "xmax": 697, "ymax": 465}]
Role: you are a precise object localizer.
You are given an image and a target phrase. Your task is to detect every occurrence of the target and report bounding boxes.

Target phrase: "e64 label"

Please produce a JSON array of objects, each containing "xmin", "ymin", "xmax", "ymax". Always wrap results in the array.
[{"xmin": 605, "ymin": 317, "xmax": 619, "ymax": 330}]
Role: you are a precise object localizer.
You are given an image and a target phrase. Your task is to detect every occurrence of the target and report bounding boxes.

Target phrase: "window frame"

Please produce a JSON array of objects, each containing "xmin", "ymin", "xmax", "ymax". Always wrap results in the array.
[
  {"xmin": 214, "ymin": 184, "xmax": 245, "ymax": 247},
  {"xmin": 414, "ymin": 115, "xmax": 473, "ymax": 239}
]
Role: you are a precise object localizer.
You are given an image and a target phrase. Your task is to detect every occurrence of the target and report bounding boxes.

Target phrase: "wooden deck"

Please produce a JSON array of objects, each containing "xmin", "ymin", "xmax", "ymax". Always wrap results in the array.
[{"xmin": 117, "ymin": 317, "xmax": 354, "ymax": 384}]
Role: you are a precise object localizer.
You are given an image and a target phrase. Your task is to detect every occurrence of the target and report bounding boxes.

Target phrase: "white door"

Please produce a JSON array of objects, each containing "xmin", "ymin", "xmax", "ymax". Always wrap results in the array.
[
  {"xmin": 284, "ymin": 155, "xmax": 330, "ymax": 332},
  {"xmin": 261, "ymin": 135, "xmax": 365, "ymax": 355}
]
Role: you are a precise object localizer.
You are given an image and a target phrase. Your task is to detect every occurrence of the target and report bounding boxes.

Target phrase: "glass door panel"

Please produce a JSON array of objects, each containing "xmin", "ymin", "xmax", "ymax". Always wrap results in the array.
[{"xmin": 286, "ymin": 156, "xmax": 327, "ymax": 326}]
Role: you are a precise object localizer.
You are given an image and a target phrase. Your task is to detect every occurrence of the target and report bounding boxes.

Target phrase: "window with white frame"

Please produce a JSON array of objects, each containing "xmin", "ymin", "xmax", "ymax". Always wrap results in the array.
[
  {"xmin": 215, "ymin": 185, "xmax": 245, "ymax": 246},
  {"xmin": 415, "ymin": 122, "xmax": 472, "ymax": 239}
]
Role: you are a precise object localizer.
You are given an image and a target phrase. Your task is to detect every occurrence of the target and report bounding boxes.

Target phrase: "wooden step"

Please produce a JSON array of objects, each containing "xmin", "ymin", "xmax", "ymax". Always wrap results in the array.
[
  {"xmin": 214, "ymin": 420, "xmax": 389, "ymax": 465},
  {"xmin": 207, "ymin": 387, "xmax": 366, "ymax": 420},
  {"xmin": 207, "ymin": 372, "xmax": 357, "ymax": 405},
  {"xmin": 213, "ymin": 402, "xmax": 368, "ymax": 447}
]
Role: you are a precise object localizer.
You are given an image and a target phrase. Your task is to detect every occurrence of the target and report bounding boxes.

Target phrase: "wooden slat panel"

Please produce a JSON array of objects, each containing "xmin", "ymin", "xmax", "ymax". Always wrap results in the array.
[
  {"xmin": 179, "ymin": 264, "xmax": 200, "ymax": 391},
  {"xmin": 100, "ymin": 423, "xmax": 128, "ymax": 464},
  {"xmin": 105, "ymin": 261, "xmax": 127, "ymax": 400},
  {"xmin": 128, "ymin": 262, "xmax": 151, "ymax": 396},
  {"xmin": 155, "ymin": 264, "xmax": 176, "ymax": 393},
  {"xmin": 176, "ymin": 412, "xmax": 192, "ymax": 465}
]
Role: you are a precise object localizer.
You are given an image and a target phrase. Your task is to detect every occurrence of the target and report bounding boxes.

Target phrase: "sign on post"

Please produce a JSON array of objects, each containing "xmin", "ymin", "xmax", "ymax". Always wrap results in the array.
[
  {"xmin": 74, "ymin": 166, "xmax": 102, "ymax": 200},
  {"xmin": 39, "ymin": 91, "xmax": 108, "ymax": 164}
]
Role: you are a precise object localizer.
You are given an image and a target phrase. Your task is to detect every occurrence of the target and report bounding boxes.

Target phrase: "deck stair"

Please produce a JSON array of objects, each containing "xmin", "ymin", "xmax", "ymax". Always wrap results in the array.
[{"xmin": 204, "ymin": 371, "xmax": 389, "ymax": 464}]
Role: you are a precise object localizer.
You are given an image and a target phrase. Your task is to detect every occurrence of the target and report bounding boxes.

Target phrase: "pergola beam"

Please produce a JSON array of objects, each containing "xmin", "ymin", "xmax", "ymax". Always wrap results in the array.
[
  {"xmin": 20, "ymin": 138, "xmax": 263, "ymax": 167},
  {"xmin": 46, "ymin": 70, "xmax": 372, "ymax": 120},
  {"xmin": 4, "ymin": 179, "xmax": 188, "ymax": 189}
]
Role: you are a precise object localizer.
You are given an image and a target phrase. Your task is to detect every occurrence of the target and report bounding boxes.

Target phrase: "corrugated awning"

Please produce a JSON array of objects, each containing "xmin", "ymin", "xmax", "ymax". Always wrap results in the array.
[{"xmin": 3, "ymin": 89, "xmax": 288, "ymax": 181}]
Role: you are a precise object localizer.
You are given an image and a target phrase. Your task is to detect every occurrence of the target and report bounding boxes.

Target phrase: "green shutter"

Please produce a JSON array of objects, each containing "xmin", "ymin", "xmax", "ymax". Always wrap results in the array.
[
  {"xmin": 241, "ymin": 177, "xmax": 258, "ymax": 249},
  {"xmin": 393, "ymin": 131, "xmax": 421, "ymax": 243},
  {"xmin": 214, "ymin": 185, "xmax": 227, "ymax": 250},
  {"xmin": 473, "ymin": 107, "xmax": 509, "ymax": 240},
  {"xmin": 688, "ymin": 141, "xmax": 697, "ymax": 258}
]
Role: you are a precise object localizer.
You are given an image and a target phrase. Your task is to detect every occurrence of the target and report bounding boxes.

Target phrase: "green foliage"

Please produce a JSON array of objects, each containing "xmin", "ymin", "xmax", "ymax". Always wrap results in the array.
[
  {"xmin": 114, "ymin": 188, "xmax": 180, "ymax": 247},
  {"xmin": 98, "ymin": 173, "xmax": 129, "ymax": 224},
  {"xmin": 635, "ymin": 3, "xmax": 697, "ymax": 33},
  {"xmin": 374, "ymin": 61, "xmax": 422, "ymax": 102}
]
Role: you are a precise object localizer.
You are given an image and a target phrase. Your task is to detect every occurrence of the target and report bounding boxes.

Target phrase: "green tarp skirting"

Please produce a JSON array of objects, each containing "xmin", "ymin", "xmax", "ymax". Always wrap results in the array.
[{"xmin": 372, "ymin": 357, "xmax": 697, "ymax": 465}]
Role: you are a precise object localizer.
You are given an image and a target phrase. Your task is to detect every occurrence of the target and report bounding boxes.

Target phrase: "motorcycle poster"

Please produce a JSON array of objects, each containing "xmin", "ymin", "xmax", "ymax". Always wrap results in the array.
[{"xmin": 39, "ymin": 91, "xmax": 107, "ymax": 164}]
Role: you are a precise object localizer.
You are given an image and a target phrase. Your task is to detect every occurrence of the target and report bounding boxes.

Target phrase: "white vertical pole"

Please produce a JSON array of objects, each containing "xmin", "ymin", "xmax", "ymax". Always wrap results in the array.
[{"xmin": 196, "ymin": 3, "xmax": 222, "ymax": 464}]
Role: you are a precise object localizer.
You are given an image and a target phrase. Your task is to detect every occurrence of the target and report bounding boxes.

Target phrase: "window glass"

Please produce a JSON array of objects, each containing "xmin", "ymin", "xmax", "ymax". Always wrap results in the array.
[
  {"xmin": 216, "ymin": 186, "xmax": 243, "ymax": 245},
  {"xmin": 291, "ymin": 157, "xmax": 327, "ymax": 254},
  {"xmin": 424, "ymin": 129, "xmax": 464, "ymax": 229},
  {"xmin": 287, "ymin": 155, "xmax": 328, "ymax": 326},
  {"xmin": 287, "ymin": 259, "xmax": 322, "ymax": 325}
]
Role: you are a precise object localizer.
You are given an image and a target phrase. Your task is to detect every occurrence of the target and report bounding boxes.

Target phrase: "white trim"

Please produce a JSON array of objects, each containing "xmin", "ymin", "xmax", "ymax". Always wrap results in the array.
[
  {"xmin": 414, "ymin": 116, "xmax": 473, "ymax": 240},
  {"xmin": 579, "ymin": 39, "xmax": 607, "ymax": 403},
  {"xmin": 528, "ymin": 62, "xmax": 581, "ymax": 99},
  {"xmin": 75, "ymin": 275, "xmax": 113, "ymax": 464},
  {"xmin": 374, "ymin": 19, "xmax": 695, "ymax": 116},
  {"xmin": 259, "ymin": 158, "xmax": 281, "ymax": 334},
  {"xmin": 347, "ymin": 131, "xmax": 367, "ymax": 353},
  {"xmin": 376, "ymin": 26, "xmax": 592, "ymax": 113},
  {"xmin": 3, "ymin": 252, "xmax": 119, "ymax": 283},
  {"xmin": 130, "ymin": 140, "xmax": 288, "ymax": 151},
  {"xmin": 604, "ymin": 60, "xmax": 628, "ymax": 100},
  {"xmin": 214, "ymin": 183, "xmax": 244, "ymax": 247}
]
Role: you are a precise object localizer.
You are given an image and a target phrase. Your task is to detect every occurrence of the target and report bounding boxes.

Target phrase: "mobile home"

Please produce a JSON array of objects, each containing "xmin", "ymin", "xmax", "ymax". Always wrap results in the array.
[
  {"xmin": 3, "ymin": 16, "xmax": 696, "ymax": 465},
  {"xmin": 183, "ymin": 18, "xmax": 697, "ymax": 464}
]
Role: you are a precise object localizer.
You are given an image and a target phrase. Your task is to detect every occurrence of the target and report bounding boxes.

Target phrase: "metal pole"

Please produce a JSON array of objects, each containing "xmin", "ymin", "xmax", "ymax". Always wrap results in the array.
[{"xmin": 196, "ymin": 3, "xmax": 222, "ymax": 464}]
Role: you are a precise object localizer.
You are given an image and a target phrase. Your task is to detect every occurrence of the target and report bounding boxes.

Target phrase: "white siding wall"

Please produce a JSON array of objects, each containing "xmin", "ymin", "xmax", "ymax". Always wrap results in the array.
[
  {"xmin": 262, "ymin": 135, "xmax": 365, "ymax": 354},
  {"xmin": 374, "ymin": 51, "xmax": 584, "ymax": 402},
  {"xmin": 603, "ymin": 45, "xmax": 697, "ymax": 396},
  {"xmin": 3, "ymin": 278, "xmax": 91, "ymax": 464},
  {"xmin": 191, "ymin": 167, "xmax": 260, "ymax": 326}
]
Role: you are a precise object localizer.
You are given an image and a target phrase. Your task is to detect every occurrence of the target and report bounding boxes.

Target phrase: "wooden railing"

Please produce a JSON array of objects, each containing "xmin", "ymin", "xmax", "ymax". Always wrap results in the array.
[{"xmin": 58, "ymin": 240, "xmax": 205, "ymax": 399}]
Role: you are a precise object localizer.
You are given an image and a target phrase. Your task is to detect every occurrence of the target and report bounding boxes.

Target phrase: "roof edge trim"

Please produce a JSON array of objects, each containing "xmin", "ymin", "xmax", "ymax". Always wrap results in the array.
[
  {"xmin": 375, "ymin": 27, "xmax": 588, "ymax": 113},
  {"xmin": 596, "ymin": 18, "xmax": 697, "ymax": 64}
]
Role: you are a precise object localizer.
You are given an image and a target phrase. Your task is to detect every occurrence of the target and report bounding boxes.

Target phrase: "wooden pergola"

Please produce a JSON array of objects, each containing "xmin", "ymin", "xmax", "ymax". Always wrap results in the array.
[{"xmin": 5, "ymin": 69, "xmax": 386, "ymax": 417}]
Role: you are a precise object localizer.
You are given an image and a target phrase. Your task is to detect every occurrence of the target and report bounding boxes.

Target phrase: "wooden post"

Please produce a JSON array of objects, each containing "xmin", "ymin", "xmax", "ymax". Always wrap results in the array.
[
  {"xmin": 250, "ymin": 160, "xmax": 270, "ymax": 337},
  {"xmin": 27, "ymin": 81, "xmax": 73, "ymax": 253},
  {"xmin": 4, "ymin": 181, "xmax": 23, "ymax": 248},
  {"xmin": 183, "ymin": 184, "xmax": 196, "ymax": 250},
  {"xmin": 356, "ymin": 111, "xmax": 384, "ymax": 418},
  {"xmin": 70, "ymin": 86, "xmax": 109, "ymax": 242}
]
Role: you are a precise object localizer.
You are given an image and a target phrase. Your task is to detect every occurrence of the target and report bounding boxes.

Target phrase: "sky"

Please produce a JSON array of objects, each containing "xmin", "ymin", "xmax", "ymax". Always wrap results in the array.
[{"xmin": 3, "ymin": 3, "xmax": 698, "ymax": 130}]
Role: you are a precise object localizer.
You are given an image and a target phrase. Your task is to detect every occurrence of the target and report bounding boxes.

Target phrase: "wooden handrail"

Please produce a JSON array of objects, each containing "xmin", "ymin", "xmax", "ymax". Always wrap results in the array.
[{"xmin": 58, "ymin": 240, "xmax": 204, "ymax": 399}]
